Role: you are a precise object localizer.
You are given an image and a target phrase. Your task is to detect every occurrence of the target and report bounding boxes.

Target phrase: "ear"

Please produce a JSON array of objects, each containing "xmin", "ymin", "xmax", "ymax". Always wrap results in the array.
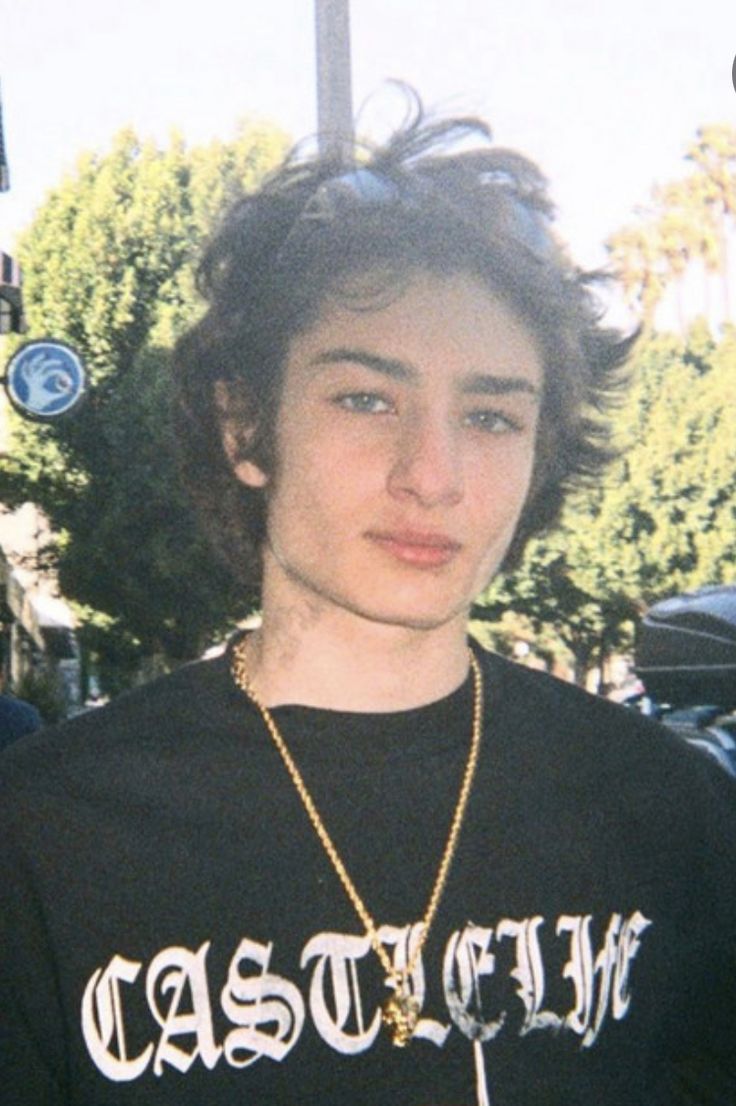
[{"xmin": 215, "ymin": 380, "xmax": 269, "ymax": 489}]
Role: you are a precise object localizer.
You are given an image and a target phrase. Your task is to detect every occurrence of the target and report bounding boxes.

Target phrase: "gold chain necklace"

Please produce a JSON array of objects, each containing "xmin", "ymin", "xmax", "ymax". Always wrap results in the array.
[{"xmin": 231, "ymin": 638, "xmax": 483, "ymax": 1047}]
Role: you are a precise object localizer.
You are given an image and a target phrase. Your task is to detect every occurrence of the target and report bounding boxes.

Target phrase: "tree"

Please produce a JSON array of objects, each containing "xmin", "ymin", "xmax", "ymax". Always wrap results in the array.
[
  {"xmin": 686, "ymin": 125, "xmax": 736, "ymax": 321},
  {"xmin": 606, "ymin": 124, "xmax": 736, "ymax": 330},
  {"xmin": 605, "ymin": 218, "xmax": 665, "ymax": 329},
  {"xmin": 656, "ymin": 178, "xmax": 722, "ymax": 323},
  {"xmin": 0, "ymin": 122, "xmax": 289, "ymax": 675},
  {"xmin": 475, "ymin": 324, "xmax": 736, "ymax": 684}
]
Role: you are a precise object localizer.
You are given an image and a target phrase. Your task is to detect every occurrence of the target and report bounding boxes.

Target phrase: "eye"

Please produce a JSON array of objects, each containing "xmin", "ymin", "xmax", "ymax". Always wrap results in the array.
[
  {"xmin": 333, "ymin": 392, "xmax": 394, "ymax": 414},
  {"xmin": 464, "ymin": 409, "xmax": 523, "ymax": 434}
]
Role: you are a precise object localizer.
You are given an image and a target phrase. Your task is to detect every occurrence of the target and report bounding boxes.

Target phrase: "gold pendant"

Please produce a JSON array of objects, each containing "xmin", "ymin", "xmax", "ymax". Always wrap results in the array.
[{"xmin": 382, "ymin": 990, "xmax": 421, "ymax": 1047}]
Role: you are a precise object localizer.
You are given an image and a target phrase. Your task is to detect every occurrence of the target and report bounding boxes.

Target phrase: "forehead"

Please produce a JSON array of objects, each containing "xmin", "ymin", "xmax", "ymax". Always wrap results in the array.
[{"xmin": 286, "ymin": 270, "xmax": 544, "ymax": 389}]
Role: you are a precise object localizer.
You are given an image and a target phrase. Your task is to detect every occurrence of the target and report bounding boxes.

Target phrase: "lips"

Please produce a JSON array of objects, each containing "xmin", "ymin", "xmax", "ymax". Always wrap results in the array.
[{"xmin": 365, "ymin": 529, "xmax": 462, "ymax": 568}]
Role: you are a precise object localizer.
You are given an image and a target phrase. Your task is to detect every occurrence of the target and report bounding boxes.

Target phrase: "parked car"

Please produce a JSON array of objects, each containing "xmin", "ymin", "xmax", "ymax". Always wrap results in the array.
[{"xmin": 634, "ymin": 585, "xmax": 736, "ymax": 777}]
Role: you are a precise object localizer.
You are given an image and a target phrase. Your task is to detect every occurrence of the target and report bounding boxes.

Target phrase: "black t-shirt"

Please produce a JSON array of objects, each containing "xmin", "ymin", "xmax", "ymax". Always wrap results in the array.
[{"xmin": 1, "ymin": 643, "xmax": 734, "ymax": 1104}]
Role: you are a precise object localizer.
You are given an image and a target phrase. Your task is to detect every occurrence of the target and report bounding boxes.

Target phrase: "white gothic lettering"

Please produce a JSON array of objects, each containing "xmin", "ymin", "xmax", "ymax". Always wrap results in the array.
[{"xmin": 79, "ymin": 910, "xmax": 652, "ymax": 1084}]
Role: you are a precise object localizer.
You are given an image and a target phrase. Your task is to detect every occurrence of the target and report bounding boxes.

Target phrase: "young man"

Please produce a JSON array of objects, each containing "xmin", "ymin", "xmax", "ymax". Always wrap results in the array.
[{"xmin": 1, "ymin": 101, "xmax": 735, "ymax": 1105}]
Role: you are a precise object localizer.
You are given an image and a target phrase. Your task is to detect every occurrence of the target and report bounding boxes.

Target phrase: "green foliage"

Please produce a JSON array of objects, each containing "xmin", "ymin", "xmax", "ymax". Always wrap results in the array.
[
  {"xmin": 477, "ymin": 323, "xmax": 736, "ymax": 682},
  {"xmin": 1, "ymin": 121, "xmax": 289, "ymax": 664}
]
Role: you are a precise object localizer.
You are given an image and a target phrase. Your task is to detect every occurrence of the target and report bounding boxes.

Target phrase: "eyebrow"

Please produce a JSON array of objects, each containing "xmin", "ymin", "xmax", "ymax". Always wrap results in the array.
[{"xmin": 310, "ymin": 348, "xmax": 541, "ymax": 398}]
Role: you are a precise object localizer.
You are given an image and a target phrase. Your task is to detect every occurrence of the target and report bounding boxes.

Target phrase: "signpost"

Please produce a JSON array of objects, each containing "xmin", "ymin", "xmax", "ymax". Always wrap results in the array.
[
  {"xmin": 3, "ymin": 8, "xmax": 355, "ymax": 422},
  {"xmin": 3, "ymin": 340, "xmax": 87, "ymax": 421}
]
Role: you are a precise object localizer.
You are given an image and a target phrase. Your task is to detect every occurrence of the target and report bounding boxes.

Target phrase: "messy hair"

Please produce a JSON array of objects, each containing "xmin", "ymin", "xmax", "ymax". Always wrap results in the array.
[{"xmin": 173, "ymin": 91, "xmax": 635, "ymax": 588}]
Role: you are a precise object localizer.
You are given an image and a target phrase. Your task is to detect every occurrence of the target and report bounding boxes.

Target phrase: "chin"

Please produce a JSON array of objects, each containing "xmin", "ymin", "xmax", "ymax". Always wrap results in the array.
[
  {"xmin": 276, "ymin": 554, "xmax": 493, "ymax": 632},
  {"xmin": 339, "ymin": 589, "xmax": 474, "ymax": 633}
]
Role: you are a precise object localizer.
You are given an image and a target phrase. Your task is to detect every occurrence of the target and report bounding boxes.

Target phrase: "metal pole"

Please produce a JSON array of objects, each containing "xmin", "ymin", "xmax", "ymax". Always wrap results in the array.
[
  {"xmin": 314, "ymin": 0, "xmax": 354, "ymax": 158},
  {"xmin": 0, "ymin": 81, "xmax": 10, "ymax": 192}
]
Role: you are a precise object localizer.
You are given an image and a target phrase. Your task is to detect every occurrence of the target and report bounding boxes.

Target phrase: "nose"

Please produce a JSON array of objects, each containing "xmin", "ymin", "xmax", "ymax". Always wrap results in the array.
[{"xmin": 387, "ymin": 412, "xmax": 464, "ymax": 508}]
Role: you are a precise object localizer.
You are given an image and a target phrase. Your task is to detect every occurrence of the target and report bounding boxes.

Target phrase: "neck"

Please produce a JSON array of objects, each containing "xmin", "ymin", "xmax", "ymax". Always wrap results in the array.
[{"xmin": 243, "ymin": 580, "xmax": 471, "ymax": 713}]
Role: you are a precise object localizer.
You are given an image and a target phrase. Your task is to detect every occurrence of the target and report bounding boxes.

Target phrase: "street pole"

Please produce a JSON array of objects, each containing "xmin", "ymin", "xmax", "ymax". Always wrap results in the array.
[{"xmin": 314, "ymin": 0, "xmax": 354, "ymax": 158}]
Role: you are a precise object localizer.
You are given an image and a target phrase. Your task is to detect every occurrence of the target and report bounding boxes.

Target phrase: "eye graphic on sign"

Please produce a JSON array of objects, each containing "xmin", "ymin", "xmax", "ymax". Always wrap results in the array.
[{"xmin": 3, "ymin": 340, "xmax": 87, "ymax": 420}]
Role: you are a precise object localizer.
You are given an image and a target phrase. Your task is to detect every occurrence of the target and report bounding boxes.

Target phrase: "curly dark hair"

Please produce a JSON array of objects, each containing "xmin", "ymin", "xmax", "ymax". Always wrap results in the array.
[{"xmin": 173, "ymin": 93, "xmax": 635, "ymax": 591}]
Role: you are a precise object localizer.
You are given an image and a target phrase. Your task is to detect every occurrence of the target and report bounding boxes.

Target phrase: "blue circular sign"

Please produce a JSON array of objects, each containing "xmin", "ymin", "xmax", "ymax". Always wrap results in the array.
[{"xmin": 4, "ymin": 340, "xmax": 87, "ymax": 420}]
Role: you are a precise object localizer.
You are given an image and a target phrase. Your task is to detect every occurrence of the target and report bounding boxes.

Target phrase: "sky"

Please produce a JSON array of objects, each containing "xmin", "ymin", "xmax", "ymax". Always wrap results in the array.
[{"xmin": 0, "ymin": 0, "xmax": 735, "ymax": 270}]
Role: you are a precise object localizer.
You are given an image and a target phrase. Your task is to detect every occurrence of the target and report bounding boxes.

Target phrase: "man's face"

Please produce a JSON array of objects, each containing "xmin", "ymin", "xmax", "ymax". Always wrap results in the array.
[{"xmin": 235, "ymin": 271, "xmax": 543, "ymax": 632}]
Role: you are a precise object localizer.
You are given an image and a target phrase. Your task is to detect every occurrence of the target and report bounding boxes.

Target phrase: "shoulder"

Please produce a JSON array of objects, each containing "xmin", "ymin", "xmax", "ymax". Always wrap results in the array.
[
  {"xmin": 476, "ymin": 642, "xmax": 651, "ymax": 734},
  {"xmin": 474, "ymin": 643, "xmax": 736, "ymax": 812},
  {"xmin": 0, "ymin": 652, "xmax": 240, "ymax": 798}
]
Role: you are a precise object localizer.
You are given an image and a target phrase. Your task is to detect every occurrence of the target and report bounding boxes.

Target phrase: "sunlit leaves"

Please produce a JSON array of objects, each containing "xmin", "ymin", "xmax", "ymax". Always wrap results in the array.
[
  {"xmin": 478, "ymin": 324, "xmax": 736, "ymax": 680},
  {"xmin": 1, "ymin": 122, "xmax": 289, "ymax": 669}
]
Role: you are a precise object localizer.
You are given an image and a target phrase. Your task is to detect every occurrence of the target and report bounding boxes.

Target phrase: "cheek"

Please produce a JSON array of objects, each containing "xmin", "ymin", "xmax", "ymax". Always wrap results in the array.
[
  {"xmin": 475, "ymin": 440, "xmax": 537, "ymax": 503},
  {"xmin": 267, "ymin": 431, "xmax": 362, "ymax": 535},
  {"xmin": 277, "ymin": 407, "xmax": 384, "ymax": 491},
  {"xmin": 464, "ymin": 463, "xmax": 536, "ymax": 555}
]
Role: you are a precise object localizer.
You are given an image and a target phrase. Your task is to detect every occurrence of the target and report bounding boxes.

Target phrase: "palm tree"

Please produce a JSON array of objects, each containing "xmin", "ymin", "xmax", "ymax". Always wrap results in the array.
[
  {"xmin": 656, "ymin": 178, "xmax": 721, "ymax": 326},
  {"xmin": 606, "ymin": 218, "xmax": 666, "ymax": 328},
  {"xmin": 686, "ymin": 125, "xmax": 736, "ymax": 322}
]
